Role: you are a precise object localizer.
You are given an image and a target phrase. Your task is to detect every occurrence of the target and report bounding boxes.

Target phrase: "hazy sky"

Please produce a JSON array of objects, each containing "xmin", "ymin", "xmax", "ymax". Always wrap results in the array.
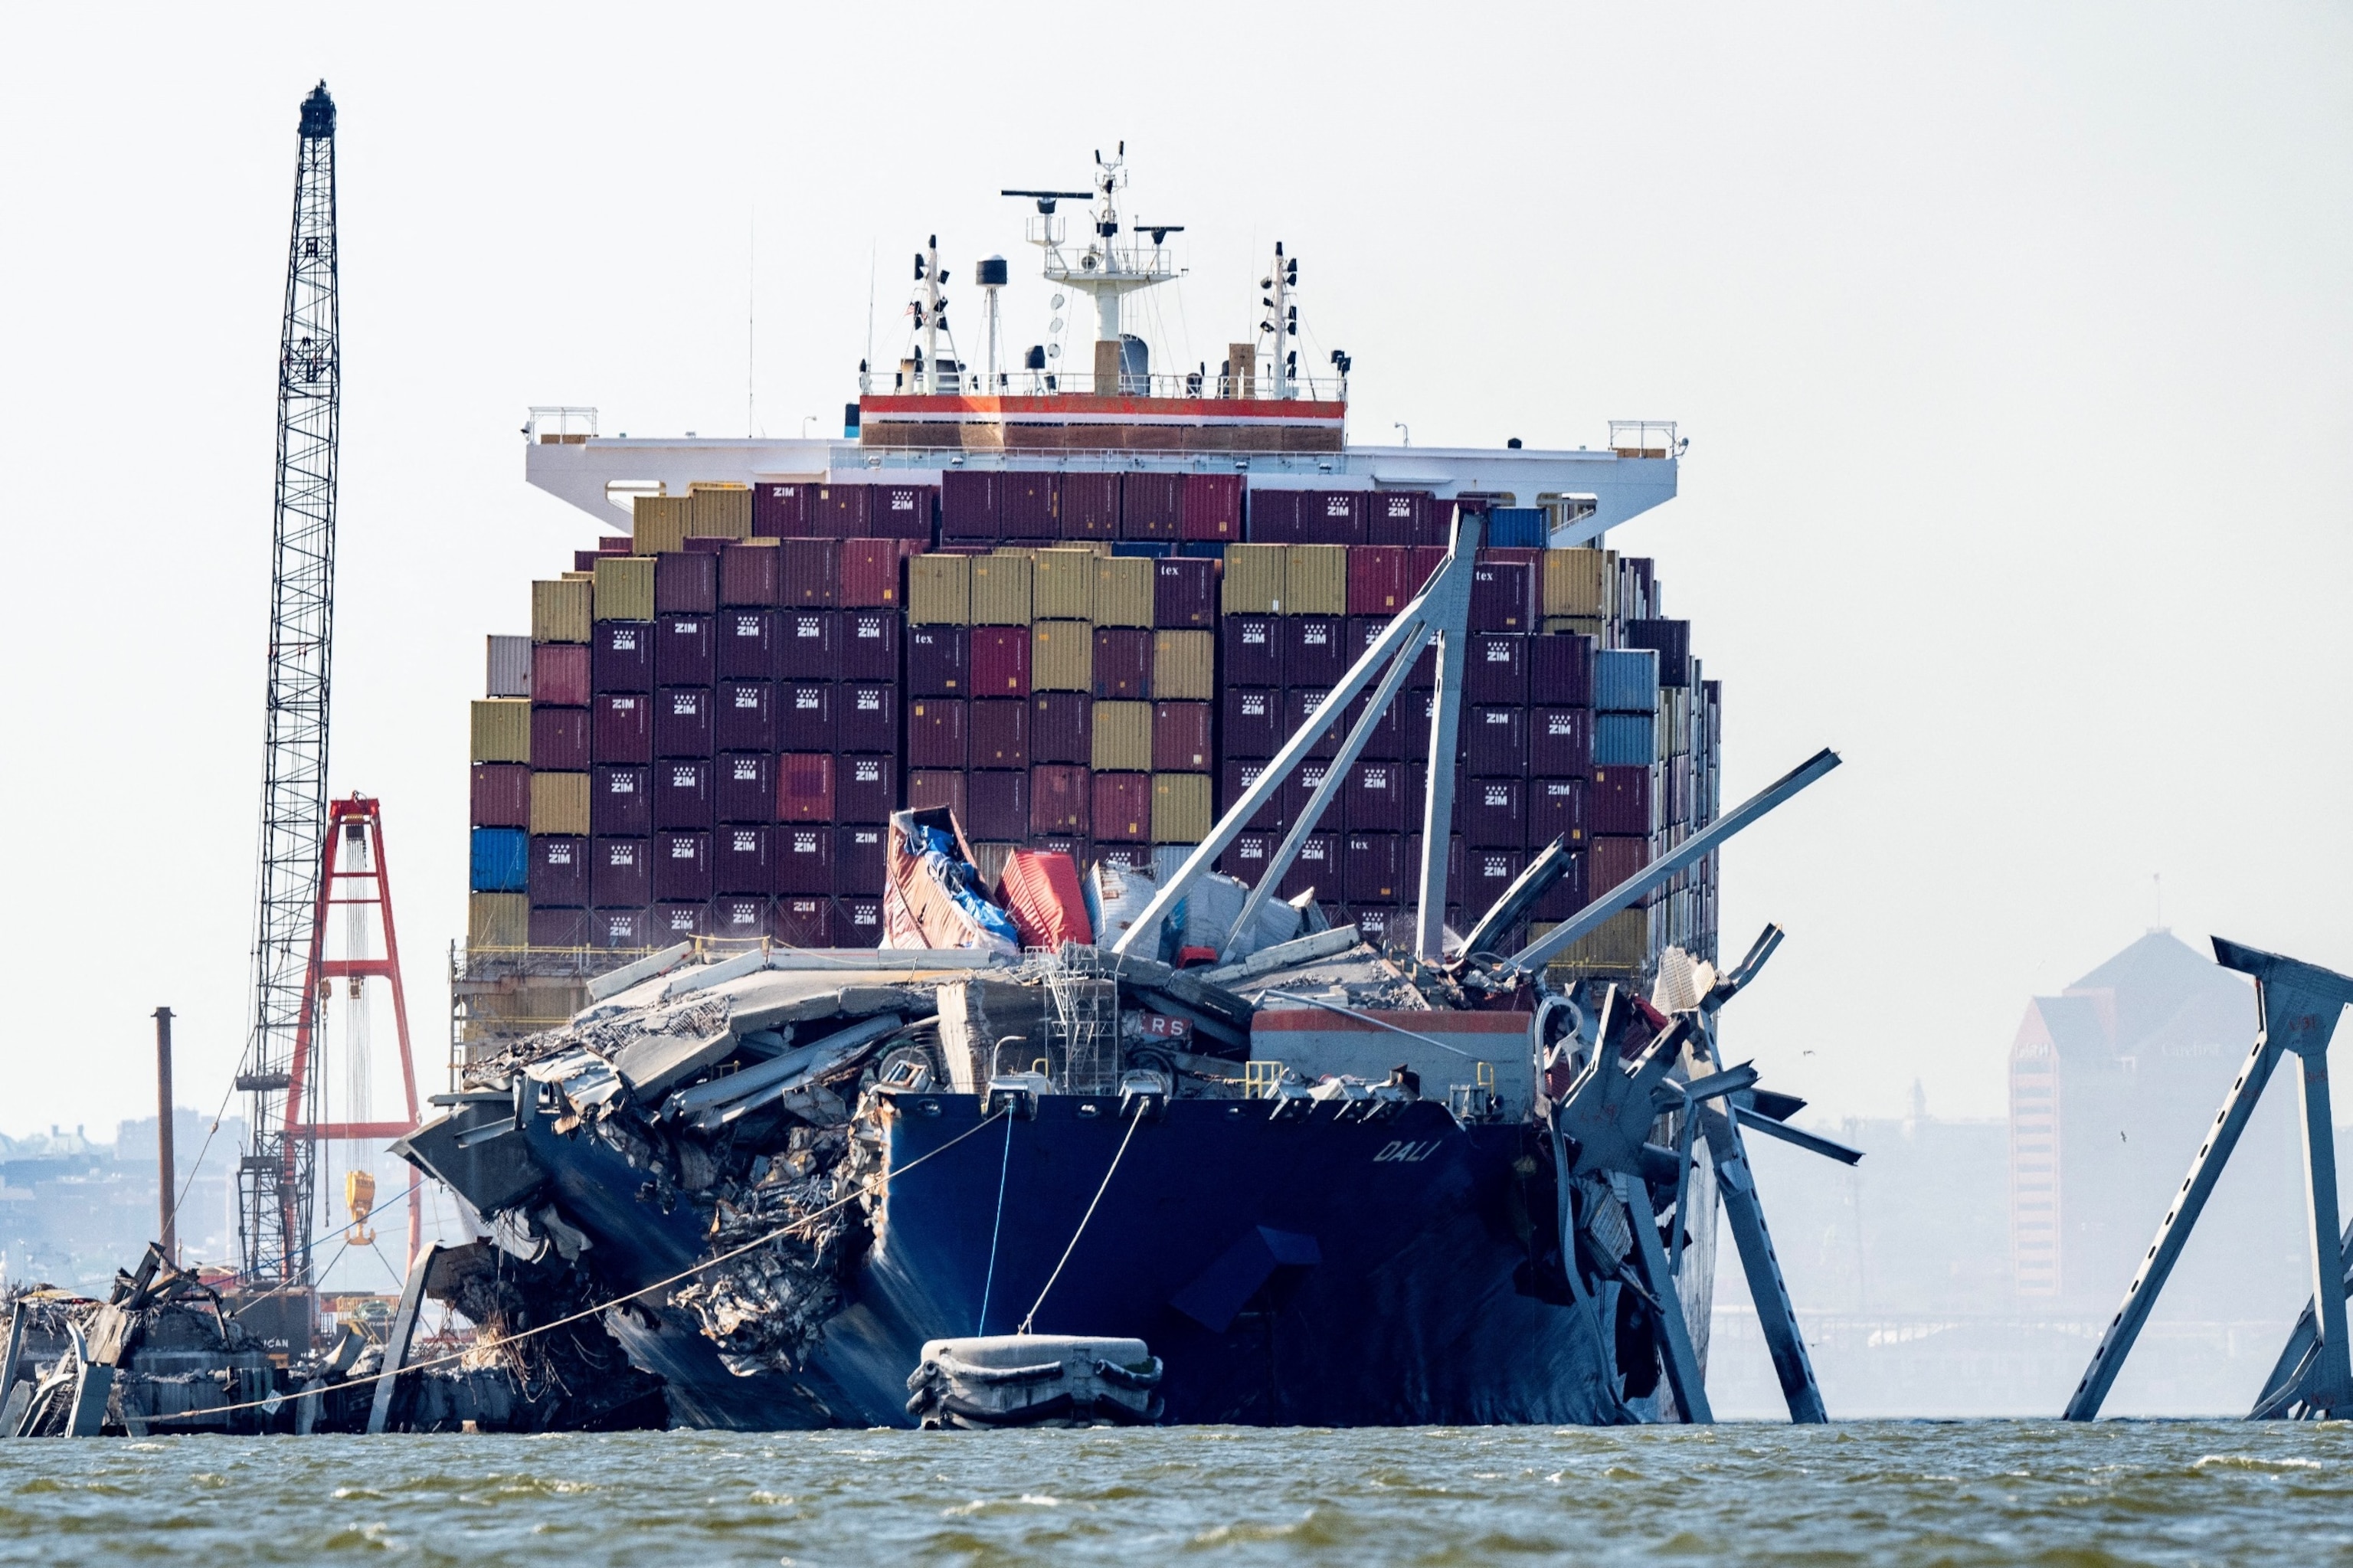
[{"xmin": 0, "ymin": 2, "xmax": 2345, "ymax": 1139}]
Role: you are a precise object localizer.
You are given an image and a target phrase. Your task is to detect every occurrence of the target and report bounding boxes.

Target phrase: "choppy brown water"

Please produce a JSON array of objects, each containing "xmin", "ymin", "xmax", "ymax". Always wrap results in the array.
[{"xmin": 4, "ymin": 1422, "xmax": 2350, "ymax": 1565}]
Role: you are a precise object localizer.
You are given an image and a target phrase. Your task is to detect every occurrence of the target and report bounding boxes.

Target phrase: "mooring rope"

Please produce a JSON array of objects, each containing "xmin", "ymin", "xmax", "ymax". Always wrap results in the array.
[
  {"xmin": 974, "ymin": 1110, "xmax": 1016, "ymax": 1336},
  {"xmin": 136, "ymin": 1105, "xmax": 1010, "ymax": 1427},
  {"xmin": 1016, "ymin": 1100, "xmax": 1147, "ymax": 1336}
]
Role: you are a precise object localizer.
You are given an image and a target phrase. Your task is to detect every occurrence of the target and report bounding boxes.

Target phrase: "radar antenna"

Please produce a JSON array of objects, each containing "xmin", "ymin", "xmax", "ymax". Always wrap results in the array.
[{"xmin": 1003, "ymin": 145, "xmax": 1180, "ymax": 378}]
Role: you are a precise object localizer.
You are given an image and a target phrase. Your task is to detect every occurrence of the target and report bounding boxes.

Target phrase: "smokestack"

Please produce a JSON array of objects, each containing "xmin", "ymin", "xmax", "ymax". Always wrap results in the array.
[{"xmin": 154, "ymin": 1007, "xmax": 176, "ymax": 1265}]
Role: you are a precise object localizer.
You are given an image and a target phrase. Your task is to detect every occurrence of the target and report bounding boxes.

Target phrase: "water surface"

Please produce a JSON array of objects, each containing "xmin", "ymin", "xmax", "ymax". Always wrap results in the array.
[{"xmin": 5, "ymin": 1422, "xmax": 2349, "ymax": 1565}]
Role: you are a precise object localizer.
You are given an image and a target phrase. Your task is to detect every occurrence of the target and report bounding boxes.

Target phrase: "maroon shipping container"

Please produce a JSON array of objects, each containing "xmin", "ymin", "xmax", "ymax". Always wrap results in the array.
[
  {"xmin": 839, "ymin": 681, "xmax": 898, "ymax": 755},
  {"xmin": 1527, "ymin": 635, "xmax": 1595, "ymax": 708},
  {"xmin": 1223, "ymin": 683, "xmax": 1280, "ymax": 758},
  {"xmin": 716, "ymin": 610, "xmax": 776, "ymax": 681},
  {"xmin": 1530, "ymin": 707, "xmax": 1592, "ymax": 777},
  {"xmin": 716, "ymin": 751, "xmax": 773, "ymax": 824},
  {"xmin": 1283, "ymin": 687, "xmax": 1345, "ymax": 759},
  {"xmin": 833, "ymin": 823, "xmax": 886, "ymax": 895},
  {"xmin": 530, "ymin": 906, "xmax": 589, "ymax": 948},
  {"xmin": 941, "ymin": 471, "xmax": 1001, "ymax": 541},
  {"xmin": 907, "ymin": 698, "xmax": 967, "ymax": 769},
  {"xmin": 1406, "ymin": 545, "xmax": 1449, "ymax": 594},
  {"xmin": 1221, "ymin": 830, "xmax": 1275, "ymax": 887},
  {"xmin": 531, "ymin": 707, "xmax": 590, "ymax": 771},
  {"xmin": 655, "ymin": 614, "xmax": 715, "ymax": 686},
  {"xmin": 1470, "ymin": 561, "xmax": 1535, "ymax": 633},
  {"xmin": 1285, "ymin": 616, "xmax": 1347, "ymax": 687},
  {"xmin": 592, "ymin": 907, "xmax": 650, "ymax": 950},
  {"xmin": 906, "ymin": 769, "xmax": 964, "ymax": 820},
  {"xmin": 1529, "ymin": 777, "xmax": 1588, "ymax": 848},
  {"xmin": 1030, "ymin": 764, "xmax": 1090, "ymax": 834},
  {"xmin": 599, "ymin": 535, "xmax": 633, "ymax": 554},
  {"xmin": 716, "ymin": 679, "xmax": 776, "ymax": 752},
  {"xmin": 1342, "ymin": 833, "xmax": 1404, "ymax": 906},
  {"xmin": 971, "ymin": 699, "xmax": 1029, "ymax": 769},
  {"xmin": 653, "ymin": 759, "xmax": 712, "ymax": 829},
  {"xmin": 1029, "ymin": 693, "xmax": 1091, "ymax": 764},
  {"xmin": 653, "ymin": 830, "xmax": 712, "ymax": 902},
  {"xmin": 836, "ymin": 755, "xmax": 895, "ymax": 823},
  {"xmin": 1220, "ymin": 758, "xmax": 1286, "ymax": 834},
  {"xmin": 1181, "ymin": 473, "xmax": 1243, "ymax": 542},
  {"xmin": 1466, "ymin": 633, "xmax": 1529, "ymax": 706},
  {"xmin": 528, "ymin": 834, "xmax": 590, "ymax": 907},
  {"xmin": 754, "ymin": 481, "xmax": 809, "ymax": 537},
  {"xmin": 907, "ymin": 627, "xmax": 967, "ymax": 695},
  {"xmin": 720, "ymin": 543, "xmax": 781, "ymax": 607},
  {"xmin": 840, "ymin": 540, "xmax": 909, "ymax": 609},
  {"xmin": 1000, "ymin": 471, "xmax": 1059, "ymax": 536},
  {"xmin": 870, "ymin": 483, "xmax": 937, "ymax": 542},
  {"xmin": 653, "ymin": 687, "xmax": 711, "ymax": 758},
  {"xmin": 839, "ymin": 609, "xmax": 901, "ymax": 681},
  {"xmin": 1276, "ymin": 833, "xmax": 1337, "ymax": 900},
  {"xmin": 970, "ymin": 625, "xmax": 1032, "ymax": 696},
  {"xmin": 1367, "ymin": 490, "xmax": 1428, "ymax": 546},
  {"xmin": 1345, "ymin": 760, "xmax": 1406, "ymax": 833},
  {"xmin": 1246, "ymin": 488, "xmax": 1301, "ymax": 545},
  {"xmin": 573, "ymin": 549, "xmax": 603, "ymax": 574},
  {"xmin": 532, "ymin": 643, "xmax": 591, "ymax": 708},
  {"xmin": 471, "ymin": 764, "xmax": 529, "ymax": 828},
  {"xmin": 778, "ymin": 680, "xmax": 836, "ymax": 751},
  {"xmin": 1281, "ymin": 759, "xmax": 1337, "ymax": 834},
  {"xmin": 776, "ymin": 824, "xmax": 834, "ymax": 895},
  {"xmin": 713, "ymin": 895, "xmax": 770, "ymax": 941},
  {"xmin": 1588, "ymin": 767, "xmax": 1654, "ymax": 837},
  {"xmin": 592, "ymin": 692, "xmax": 653, "ymax": 765},
  {"xmin": 591, "ymin": 764, "xmax": 650, "ymax": 836},
  {"xmin": 1152, "ymin": 701, "xmax": 1212, "ymax": 771},
  {"xmin": 592, "ymin": 620, "xmax": 653, "ymax": 694},
  {"xmin": 715, "ymin": 824, "xmax": 772, "ymax": 896},
  {"xmin": 592, "ymin": 836, "xmax": 650, "ymax": 907},
  {"xmin": 1530, "ymin": 849, "xmax": 1590, "ymax": 921},
  {"xmin": 811, "ymin": 483, "xmax": 870, "ymax": 538},
  {"xmin": 1153, "ymin": 557, "xmax": 1218, "ymax": 627},
  {"xmin": 1120, "ymin": 472, "xmax": 1184, "ymax": 538},
  {"xmin": 1060, "ymin": 471, "xmax": 1118, "ymax": 538},
  {"xmin": 773, "ymin": 895, "xmax": 833, "ymax": 947},
  {"xmin": 781, "ymin": 538, "xmax": 840, "ymax": 607},
  {"xmin": 653, "ymin": 550, "xmax": 718, "ymax": 616},
  {"xmin": 777, "ymin": 611, "xmax": 839, "ymax": 680},
  {"xmin": 1221, "ymin": 614, "xmax": 1283, "ymax": 687},
  {"xmin": 1403, "ymin": 833, "xmax": 1468, "ymax": 895},
  {"xmin": 1091, "ymin": 627, "xmax": 1152, "ymax": 700},
  {"xmin": 1589, "ymin": 834, "xmax": 1650, "ymax": 898},
  {"xmin": 1464, "ymin": 845, "xmax": 1523, "ymax": 913},
  {"xmin": 1468, "ymin": 705, "xmax": 1529, "ymax": 777},
  {"xmin": 835, "ymin": 895, "xmax": 883, "ymax": 946},
  {"xmin": 1298, "ymin": 490, "xmax": 1366, "ymax": 546},
  {"xmin": 1344, "ymin": 688, "xmax": 1406, "ymax": 761},
  {"xmin": 777, "ymin": 753, "xmax": 836, "ymax": 823},
  {"xmin": 1346, "ymin": 546, "xmax": 1410, "ymax": 618},
  {"xmin": 967, "ymin": 769, "xmax": 1030, "ymax": 842},
  {"xmin": 1091, "ymin": 772, "xmax": 1152, "ymax": 843},
  {"xmin": 653, "ymin": 901, "xmax": 712, "ymax": 941},
  {"xmin": 1464, "ymin": 777, "xmax": 1527, "ymax": 849},
  {"xmin": 1032, "ymin": 833, "xmax": 1088, "ymax": 863}
]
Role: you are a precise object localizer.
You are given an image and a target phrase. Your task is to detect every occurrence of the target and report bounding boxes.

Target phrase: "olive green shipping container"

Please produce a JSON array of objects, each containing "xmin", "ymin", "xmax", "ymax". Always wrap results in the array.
[
  {"xmin": 1534, "ymin": 907, "xmax": 1649, "ymax": 977},
  {"xmin": 529, "ymin": 771, "xmax": 591, "ymax": 836},
  {"xmin": 532, "ymin": 578, "xmax": 593, "ymax": 643},
  {"xmin": 1221, "ymin": 544, "xmax": 1285, "ymax": 614},
  {"xmin": 688, "ymin": 484, "xmax": 753, "ymax": 539},
  {"xmin": 472, "ymin": 699, "xmax": 532, "ymax": 763},
  {"xmin": 1151, "ymin": 630, "xmax": 1215, "ymax": 701},
  {"xmin": 594, "ymin": 555, "xmax": 655, "ymax": 622},
  {"xmin": 1031, "ymin": 548, "xmax": 1095, "ymax": 621},
  {"xmin": 1152, "ymin": 773, "xmax": 1212, "ymax": 844},
  {"xmin": 1281, "ymin": 546, "xmax": 1348, "ymax": 617},
  {"xmin": 1091, "ymin": 702, "xmax": 1154, "ymax": 772},
  {"xmin": 633, "ymin": 494, "xmax": 692, "ymax": 555},
  {"xmin": 1542, "ymin": 548, "xmax": 1612, "ymax": 617},
  {"xmin": 1091, "ymin": 556, "xmax": 1154, "ymax": 628},
  {"xmin": 468, "ymin": 892, "xmax": 529, "ymax": 951},
  {"xmin": 1029, "ymin": 620, "xmax": 1094, "ymax": 692},
  {"xmin": 969, "ymin": 553, "xmax": 1034, "ymax": 626},
  {"xmin": 908, "ymin": 555, "xmax": 972, "ymax": 625}
]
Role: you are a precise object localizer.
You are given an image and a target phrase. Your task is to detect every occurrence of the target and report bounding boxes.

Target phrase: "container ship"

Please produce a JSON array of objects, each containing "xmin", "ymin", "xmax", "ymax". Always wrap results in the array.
[{"xmin": 416, "ymin": 153, "xmax": 1817, "ymax": 1431}]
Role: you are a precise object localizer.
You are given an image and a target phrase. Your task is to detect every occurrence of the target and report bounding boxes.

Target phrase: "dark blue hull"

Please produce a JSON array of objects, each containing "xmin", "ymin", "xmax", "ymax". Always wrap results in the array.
[{"xmin": 530, "ymin": 1095, "xmax": 1648, "ymax": 1428}]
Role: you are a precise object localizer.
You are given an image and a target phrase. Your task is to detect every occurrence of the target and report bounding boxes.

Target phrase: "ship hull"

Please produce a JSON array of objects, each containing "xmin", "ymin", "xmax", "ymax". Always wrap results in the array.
[{"xmin": 534, "ymin": 1092, "xmax": 1689, "ymax": 1429}]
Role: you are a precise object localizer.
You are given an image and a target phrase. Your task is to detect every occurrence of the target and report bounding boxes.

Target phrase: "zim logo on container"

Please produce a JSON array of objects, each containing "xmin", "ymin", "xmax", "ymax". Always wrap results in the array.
[
  {"xmin": 733, "ymin": 758, "xmax": 759, "ymax": 781},
  {"xmin": 1484, "ymin": 643, "xmax": 1512, "ymax": 663},
  {"xmin": 1374, "ymin": 1140, "xmax": 1439, "ymax": 1164},
  {"xmin": 611, "ymin": 628, "xmax": 639, "ymax": 650}
]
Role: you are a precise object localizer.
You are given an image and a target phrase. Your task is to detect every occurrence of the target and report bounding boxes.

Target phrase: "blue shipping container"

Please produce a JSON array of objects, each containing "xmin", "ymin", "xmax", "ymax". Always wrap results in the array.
[
  {"xmin": 1485, "ymin": 508, "xmax": 1549, "ymax": 548},
  {"xmin": 1592, "ymin": 712, "xmax": 1659, "ymax": 768},
  {"xmin": 1593, "ymin": 647, "xmax": 1661, "ymax": 715},
  {"xmin": 1176, "ymin": 541, "xmax": 1228, "ymax": 560},
  {"xmin": 1111, "ymin": 541, "xmax": 1176, "ymax": 560},
  {"xmin": 471, "ymin": 827, "xmax": 529, "ymax": 892}
]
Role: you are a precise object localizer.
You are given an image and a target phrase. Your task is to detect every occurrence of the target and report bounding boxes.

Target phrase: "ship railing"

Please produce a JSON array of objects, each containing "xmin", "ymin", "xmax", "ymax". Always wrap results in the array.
[
  {"xmin": 1244, "ymin": 1059, "xmax": 1288, "ymax": 1098},
  {"xmin": 1607, "ymin": 419, "xmax": 1679, "ymax": 459},
  {"xmin": 885, "ymin": 369, "xmax": 1349, "ymax": 404},
  {"xmin": 526, "ymin": 405, "xmax": 598, "ymax": 444}
]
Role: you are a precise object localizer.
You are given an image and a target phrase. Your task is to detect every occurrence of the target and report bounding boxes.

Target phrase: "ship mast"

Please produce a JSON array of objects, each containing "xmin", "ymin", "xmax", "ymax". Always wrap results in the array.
[{"xmin": 1006, "ymin": 145, "xmax": 1180, "ymax": 391}]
